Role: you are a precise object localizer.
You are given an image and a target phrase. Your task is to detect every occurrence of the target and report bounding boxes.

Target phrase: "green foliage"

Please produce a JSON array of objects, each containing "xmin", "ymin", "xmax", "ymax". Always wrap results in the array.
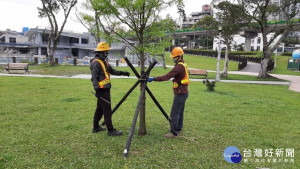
[
  {"xmin": 282, "ymin": 37, "xmax": 300, "ymax": 46},
  {"xmin": 202, "ymin": 79, "xmax": 216, "ymax": 91},
  {"xmin": 87, "ymin": 0, "xmax": 180, "ymax": 67},
  {"xmin": 281, "ymin": 52, "xmax": 293, "ymax": 56}
]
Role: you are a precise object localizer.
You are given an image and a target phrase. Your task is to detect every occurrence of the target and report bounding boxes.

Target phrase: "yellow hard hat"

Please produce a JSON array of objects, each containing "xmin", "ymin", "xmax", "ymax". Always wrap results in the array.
[
  {"xmin": 170, "ymin": 47, "xmax": 184, "ymax": 58},
  {"xmin": 95, "ymin": 42, "xmax": 110, "ymax": 51}
]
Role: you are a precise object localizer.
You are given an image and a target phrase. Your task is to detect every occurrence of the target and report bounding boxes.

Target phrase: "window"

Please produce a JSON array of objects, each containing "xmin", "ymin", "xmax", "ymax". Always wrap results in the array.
[
  {"xmin": 257, "ymin": 46, "xmax": 260, "ymax": 51},
  {"xmin": 251, "ymin": 46, "xmax": 254, "ymax": 51},
  {"xmin": 82, "ymin": 38, "xmax": 88, "ymax": 44},
  {"xmin": 69, "ymin": 37, "xmax": 79, "ymax": 43},
  {"xmin": 257, "ymin": 37, "xmax": 261, "ymax": 44},
  {"xmin": 42, "ymin": 34, "xmax": 49, "ymax": 43},
  {"xmin": 9, "ymin": 37, "xmax": 16, "ymax": 43}
]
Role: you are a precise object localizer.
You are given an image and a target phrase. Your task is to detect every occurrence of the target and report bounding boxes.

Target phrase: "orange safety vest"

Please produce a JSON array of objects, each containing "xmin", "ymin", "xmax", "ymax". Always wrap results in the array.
[
  {"xmin": 95, "ymin": 59, "xmax": 111, "ymax": 88},
  {"xmin": 173, "ymin": 62, "xmax": 190, "ymax": 88}
]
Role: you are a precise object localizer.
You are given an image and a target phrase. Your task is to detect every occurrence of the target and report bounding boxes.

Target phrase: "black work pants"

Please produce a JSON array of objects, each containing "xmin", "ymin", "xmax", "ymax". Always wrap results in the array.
[
  {"xmin": 170, "ymin": 93, "xmax": 188, "ymax": 136},
  {"xmin": 93, "ymin": 89, "xmax": 114, "ymax": 131}
]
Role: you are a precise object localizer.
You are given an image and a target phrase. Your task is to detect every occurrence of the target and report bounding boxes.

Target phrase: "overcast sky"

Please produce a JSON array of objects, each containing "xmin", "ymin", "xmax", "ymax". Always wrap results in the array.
[{"xmin": 0, "ymin": 0, "xmax": 212, "ymax": 33}]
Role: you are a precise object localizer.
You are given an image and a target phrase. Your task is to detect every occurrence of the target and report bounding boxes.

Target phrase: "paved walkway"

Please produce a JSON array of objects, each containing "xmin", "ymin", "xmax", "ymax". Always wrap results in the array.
[
  {"xmin": 230, "ymin": 62, "xmax": 300, "ymax": 92},
  {"xmin": 1, "ymin": 62, "xmax": 299, "ymax": 92}
]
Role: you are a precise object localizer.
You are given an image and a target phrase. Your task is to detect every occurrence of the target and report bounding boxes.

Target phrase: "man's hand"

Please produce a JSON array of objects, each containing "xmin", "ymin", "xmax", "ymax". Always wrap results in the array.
[
  {"xmin": 147, "ymin": 77, "xmax": 155, "ymax": 82},
  {"xmin": 122, "ymin": 71, "xmax": 130, "ymax": 77}
]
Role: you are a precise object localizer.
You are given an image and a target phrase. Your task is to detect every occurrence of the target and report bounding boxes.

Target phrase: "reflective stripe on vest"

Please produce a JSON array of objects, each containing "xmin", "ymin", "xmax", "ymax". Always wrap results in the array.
[
  {"xmin": 95, "ymin": 59, "xmax": 111, "ymax": 88},
  {"xmin": 173, "ymin": 62, "xmax": 190, "ymax": 89}
]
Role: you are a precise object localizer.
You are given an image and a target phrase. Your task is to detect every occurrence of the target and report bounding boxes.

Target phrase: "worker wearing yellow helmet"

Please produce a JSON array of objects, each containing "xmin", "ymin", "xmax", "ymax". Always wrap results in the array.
[
  {"xmin": 148, "ymin": 47, "xmax": 190, "ymax": 138},
  {"xmin": 90, "ymin": 42, "xmax": 130, "ymax": 136}
]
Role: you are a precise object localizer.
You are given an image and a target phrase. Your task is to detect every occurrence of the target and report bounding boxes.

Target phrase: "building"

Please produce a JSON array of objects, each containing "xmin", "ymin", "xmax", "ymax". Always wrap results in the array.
[
  {"xmin": 212, "ymin": 32, "xmax": 300, "ymax": 53},
  {"xmin": 269, "ymin": 0, "xmax": 300, "ymax": 20},
  {"xmin": 0, "ymin": 29, "xmax": 30, "ymax": 55},
  {"xmin": 0, "ymin": 27, "xmax": 150, "ymax": 65},
  {"xmin": 24, "ymin": 27, "xmax": 96, "ymax": 59},
  {"xmin": 0, "ymin": 27, "xmax": 126, "ymax": 60},
  {"xmin": 181, "ymin": 5, "xmax": 213, "ymax": 28}
]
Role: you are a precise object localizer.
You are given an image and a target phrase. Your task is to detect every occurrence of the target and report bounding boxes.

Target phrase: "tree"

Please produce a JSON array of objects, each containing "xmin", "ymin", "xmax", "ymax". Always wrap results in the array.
[
  {"xmin": 38, "ymin": 0, "xmax": 78, "ymax": 65},
  {"xmin": 236, "ymin": 0, "xmax": 300, "ymax": 78},
  {"xmin": 75, "ymin": 0, "xmax": 117, "ymax": 44},
  {"xmin": 89, "ymin": 0, "xmax": 183, "ymax": 135},
  {"xmin": 194, "ymin": 1, "xmax": 247, "ymax": 77}
]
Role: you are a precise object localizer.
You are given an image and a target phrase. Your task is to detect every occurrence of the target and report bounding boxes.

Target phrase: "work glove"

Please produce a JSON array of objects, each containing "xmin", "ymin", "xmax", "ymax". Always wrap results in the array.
[
  {"xmin": 148, "ymin": 77, "xmax": 155, "ymax": 82},
  {"xmin": 121, "ymin": 71, "xmax": 130, "ymax": 77}
]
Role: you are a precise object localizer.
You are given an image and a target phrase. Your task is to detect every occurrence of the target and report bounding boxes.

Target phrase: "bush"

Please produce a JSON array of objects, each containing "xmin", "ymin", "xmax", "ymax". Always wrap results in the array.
[
  {"xmin": 202, "ymin": 79, "xmax": 216, "ymax": 91},
  {"xmin": 281, "ymin": 52, "xmax": 292, "ymax": 56}
]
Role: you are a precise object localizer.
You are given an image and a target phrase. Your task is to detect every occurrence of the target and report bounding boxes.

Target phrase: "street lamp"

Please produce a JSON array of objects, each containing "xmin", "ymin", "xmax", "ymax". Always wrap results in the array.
[{"xmin": 216, "ymin": 26, "xmax": 222, "ymax": 81}]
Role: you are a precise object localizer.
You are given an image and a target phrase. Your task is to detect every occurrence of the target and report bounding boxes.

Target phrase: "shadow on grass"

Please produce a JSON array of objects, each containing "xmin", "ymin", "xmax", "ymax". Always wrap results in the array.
[{"xmin": 61, "ymin": 98, "xmax": 81, "ymax": 102}]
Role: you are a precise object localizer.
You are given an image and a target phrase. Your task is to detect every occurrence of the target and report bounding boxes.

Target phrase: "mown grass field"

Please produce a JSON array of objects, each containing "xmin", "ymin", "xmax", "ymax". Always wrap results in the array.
[{"xmin": 0, "ymin": 76, "xmax": 299, "ymax": 168}]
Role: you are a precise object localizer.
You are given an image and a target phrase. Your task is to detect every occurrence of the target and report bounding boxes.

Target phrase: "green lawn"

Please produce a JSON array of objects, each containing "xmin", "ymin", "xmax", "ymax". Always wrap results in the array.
[
  {"xmin": 164, "ymin": 52, "xmax": 239, "ymax": 71},
  {"xmin": 0, "ymin": 76, "xmax": 299, "ymax": 168},
  {"xmin": 271, "ymin": 55, "xmax": 300, "ymax": 76}
]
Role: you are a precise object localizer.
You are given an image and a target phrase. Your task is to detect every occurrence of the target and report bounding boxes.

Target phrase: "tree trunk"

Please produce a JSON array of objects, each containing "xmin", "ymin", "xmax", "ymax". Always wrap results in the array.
[
  {"xmin": 138, "ymin": 37, "xmax": 147, "ymax": 135},
  {"xmin": 47, "ymin": 39, "xmax": 55, "ymax": 65},
  {"xmin": 221, "ymin": 43, "xmax": 230, "ymax": 77},
  {"xmin": 161, "ymin": 52, "xmax": 167, "ymax": 69},
  {"xmin": 258, "ymin": 24, "xmax": 269, "ymax": 78},
  {"xmin": 258, "ymin": 57, "xmax": 269, "ymax": 78}
]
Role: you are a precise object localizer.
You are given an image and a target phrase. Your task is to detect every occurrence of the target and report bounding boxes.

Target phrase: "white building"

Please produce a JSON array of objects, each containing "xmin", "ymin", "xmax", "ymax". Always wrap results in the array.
[
  {"xmin": 213, "ymin": 33, "xmax": 283, "ymax": 52},
  {"xmin": 181, "ymin": 5, "xmax": 213, "ymax": 28}
]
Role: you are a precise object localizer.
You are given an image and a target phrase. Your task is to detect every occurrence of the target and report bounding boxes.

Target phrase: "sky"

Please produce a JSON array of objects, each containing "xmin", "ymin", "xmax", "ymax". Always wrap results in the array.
[{"xmin": 0, "ymin": 0, "xmax": 212, "ymax": 33}]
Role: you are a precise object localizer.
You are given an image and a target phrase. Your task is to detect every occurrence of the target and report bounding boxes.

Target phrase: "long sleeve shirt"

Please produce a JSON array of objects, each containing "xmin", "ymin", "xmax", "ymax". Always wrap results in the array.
[
  {"xmin": 154, "ymin": 59, "xmax": 188, "ymax": 95},
  {"xmin": 90, "ymin": 57, "xmax": 122, "ymax": 89}
]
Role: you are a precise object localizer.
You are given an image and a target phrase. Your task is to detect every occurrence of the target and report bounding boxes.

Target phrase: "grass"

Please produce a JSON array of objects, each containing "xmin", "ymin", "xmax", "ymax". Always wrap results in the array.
[
  {"xmin": 0, "ymin": 76, "xmax": 299, "ymax": 168},
  {"xmin": 164, "ymin": 53, "xmax": 239, "ymax": 71},
  {"xmin": 271, "ymin": 55, "xmax": 300, "ymax": 76}
]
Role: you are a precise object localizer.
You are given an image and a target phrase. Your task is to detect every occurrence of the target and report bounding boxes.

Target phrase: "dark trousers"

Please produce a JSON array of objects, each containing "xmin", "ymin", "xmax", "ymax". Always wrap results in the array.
[
  {"xmin": 93, "ymin": 89, "xmax": 114, "ymax": 131},
  {"xmin": 170, "ymin": 93, "xmax": 188, "ymax": 136}
]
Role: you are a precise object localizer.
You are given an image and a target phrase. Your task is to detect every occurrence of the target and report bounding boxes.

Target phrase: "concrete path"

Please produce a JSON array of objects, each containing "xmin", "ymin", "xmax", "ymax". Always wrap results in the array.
[
  {"xmin": 0, "ymin": 61, "xmax": 299, "ymax": 92},
  {"xmin": 270, "ymin": 74, "xmax": 300, "ymax": 92},
  {"xmin": 231, "ymin": 62, "xmax": 300, "ymax": 92},
  {"xmin": 239, "ymin": 62, "xmax": 261, "ymax": 73}
]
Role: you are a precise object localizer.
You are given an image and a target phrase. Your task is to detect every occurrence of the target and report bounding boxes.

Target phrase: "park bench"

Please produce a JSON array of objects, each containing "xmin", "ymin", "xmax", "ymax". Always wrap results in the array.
[
  {"xmin": 189, "ymin": 69, "xmax": 208, "ymax": 79},
  {"xmin": 5, "ymin": 63, "xmax": 29, "ymax": 74}
]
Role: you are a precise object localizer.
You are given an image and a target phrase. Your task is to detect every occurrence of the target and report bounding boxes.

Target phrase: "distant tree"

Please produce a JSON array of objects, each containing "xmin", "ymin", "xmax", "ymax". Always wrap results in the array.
[
  {"xmin": 38, "ymin": 0, "xmax": 78, "ymax": 65},
  {"xmin": 282, "ymin": 36, "xmax": 300, "ymax": 47},
  {"xmin": 236, "ymin": 0, "xmax": 300, "ymax": 78}
]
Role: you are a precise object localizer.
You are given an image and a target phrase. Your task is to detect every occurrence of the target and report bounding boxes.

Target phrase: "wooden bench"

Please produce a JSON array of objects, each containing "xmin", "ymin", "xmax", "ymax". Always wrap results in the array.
[
  {"xmin": 5, "ymin": 63, "xmax": 29, "ymax": 74},
  {"xmin": 189, "ymin": 69, "xmax": 208, "ymax": 79}
]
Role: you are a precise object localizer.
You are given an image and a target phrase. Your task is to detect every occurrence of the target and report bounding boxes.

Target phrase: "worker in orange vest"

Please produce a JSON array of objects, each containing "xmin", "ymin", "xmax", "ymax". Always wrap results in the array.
[
  {"xmin": 148, "ymin": 47, "xmax": 190, "ymax": 138},
  {"xmin": 90, "ymin": 42, "xmax": 130, "ymax": 136}
]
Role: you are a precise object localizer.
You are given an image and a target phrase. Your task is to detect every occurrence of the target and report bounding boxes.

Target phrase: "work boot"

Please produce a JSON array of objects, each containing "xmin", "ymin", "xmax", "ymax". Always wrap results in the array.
[
  {"xmin": 92, "ymin": 126, "xmax": 106, "ymax": 133},
  {"xmin": 108, "ymin": 129, "xmax": 123, "ymax": 136},
  {"xmin": 164, "ymin": 132, "xmax": 177, "ymax": 138}
]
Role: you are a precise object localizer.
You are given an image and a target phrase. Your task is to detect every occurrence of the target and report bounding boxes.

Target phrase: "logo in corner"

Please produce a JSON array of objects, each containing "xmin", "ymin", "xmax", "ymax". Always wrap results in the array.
[{"xmin": 223, "ymin": 146, "xmax": 242, "ymax": 163}]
